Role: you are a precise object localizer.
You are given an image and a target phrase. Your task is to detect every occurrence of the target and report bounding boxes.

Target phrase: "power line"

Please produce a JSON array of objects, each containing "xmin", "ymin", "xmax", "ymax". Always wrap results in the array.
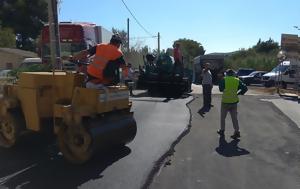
[
  {"xmin": 121, "ymin": 0, "xmax": 154, "ymax": 37},
  {"xmin": 130, "ymin": 36, "xmax": 157, "ymax": 40}
]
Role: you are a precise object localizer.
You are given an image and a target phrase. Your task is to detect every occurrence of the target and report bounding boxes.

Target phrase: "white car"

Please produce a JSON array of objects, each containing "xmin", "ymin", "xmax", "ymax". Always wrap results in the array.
[
  {"xmin": 0, "ymin": 69, "xmax": 12, "ymax": 77},
  {"xmin": 19, "ymin": 58, "xmax": 42, "ymax": 68}
]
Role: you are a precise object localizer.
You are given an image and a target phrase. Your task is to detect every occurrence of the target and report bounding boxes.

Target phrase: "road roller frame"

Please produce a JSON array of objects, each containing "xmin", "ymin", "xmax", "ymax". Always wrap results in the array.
[{"xmin": 0, "ymin": 72, "xmax": 137, "ymax": 164}]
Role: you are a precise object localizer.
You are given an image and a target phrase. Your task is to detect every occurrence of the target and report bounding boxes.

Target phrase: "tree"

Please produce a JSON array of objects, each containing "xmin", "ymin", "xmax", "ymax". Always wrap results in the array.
[
  {"xmin": 254, "ymin": 38, "xmax": 279, "ymax": 53},
  {"xmin": 0, "ymin": 27, "xmax": 15, "ymax": 48},
  {"xmin": 173, "ymin": 38, "xmax": 205, "ymax": 58},
  {"xmin": 224, "ymin": 38, "xmax": 279, "ymax": 71},
  {"xmin": 140, "ymin": 45, "xmax": 150, "ymax": 55},
  {"xmin": 0, "ymin": 0, "xmax": 48, "ymax": 50},
  {"xmin": 173, "ymin": 38, "xmax": 205, "ymax": 69},
  {"xmin": 112, "ymin": 27, "xmax": 129, "ymax": 52}
]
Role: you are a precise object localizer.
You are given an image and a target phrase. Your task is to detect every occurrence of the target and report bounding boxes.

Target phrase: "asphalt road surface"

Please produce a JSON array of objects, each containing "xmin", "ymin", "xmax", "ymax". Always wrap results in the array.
[
  {"xmin": 150, "ymin": 94, "xmax": 300, "ymax": 189},
  {"xmin": 0, "ymin": 92, "xmax": 192, "ymax": 189}
]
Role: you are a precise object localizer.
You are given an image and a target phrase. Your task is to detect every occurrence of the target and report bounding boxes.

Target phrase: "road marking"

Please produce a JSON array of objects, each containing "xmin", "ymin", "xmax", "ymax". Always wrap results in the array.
[{"xmin": 0, "ymin": 164, "xmax": 37, "ymax": 186}]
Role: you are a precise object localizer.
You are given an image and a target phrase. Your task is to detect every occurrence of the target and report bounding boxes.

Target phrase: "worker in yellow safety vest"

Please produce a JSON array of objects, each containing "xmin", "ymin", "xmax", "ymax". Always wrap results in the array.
[{"xmin": 217, "ymin": 69, "xmax": 248, "ymax": 139}]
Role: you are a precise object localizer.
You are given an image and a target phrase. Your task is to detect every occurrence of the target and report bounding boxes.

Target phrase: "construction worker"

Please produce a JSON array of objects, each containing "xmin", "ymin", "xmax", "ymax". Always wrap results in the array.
[
  {"xmin": 70, "ymin": 34, "xmax": 126, "ymax": 88},
  {"xmin": 173, "ymin": 43, "xmax": 183, "ymax": 76},
  {"xmin": 123, "ymin": 63, "xmax": 135, "ymax": 96},
  {"xmin": 217, "ymin": 69, "xmax": 248, "ymax": 139},
  {"xmin": 144, "ymin": 53, "xmax": 156, "ymax": 73},
  {"xmin": 198, "ymin": 63, "xmax": 213, "ymax": 115}
]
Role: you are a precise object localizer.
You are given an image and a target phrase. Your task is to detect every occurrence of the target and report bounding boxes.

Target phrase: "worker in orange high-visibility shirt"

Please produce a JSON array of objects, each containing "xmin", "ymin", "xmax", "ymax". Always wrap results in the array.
[
  {"xmin": 71, "ymin": 34, "xmax": 127, "ymax": 88},
  {"xmin": 173, "ymin": 43, "xmax": 184, "ymax": 76}
]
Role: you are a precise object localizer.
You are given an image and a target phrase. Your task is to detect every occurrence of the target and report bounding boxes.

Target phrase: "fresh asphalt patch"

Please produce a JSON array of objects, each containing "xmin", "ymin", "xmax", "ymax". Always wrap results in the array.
[{"xmin": 150, "ymin": 94, "xmax": 300, "ymax": 189}]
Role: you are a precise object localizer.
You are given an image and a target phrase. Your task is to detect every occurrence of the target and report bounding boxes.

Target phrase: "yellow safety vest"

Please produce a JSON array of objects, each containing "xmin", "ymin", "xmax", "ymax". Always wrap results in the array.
[{"xmin": 222, "ymin": 76, "xmax": 239, "ymax": 103}]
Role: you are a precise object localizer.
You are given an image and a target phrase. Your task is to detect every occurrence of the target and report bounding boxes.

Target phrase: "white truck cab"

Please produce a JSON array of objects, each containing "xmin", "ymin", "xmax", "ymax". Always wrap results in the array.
[
  {"xmin": 262, "ymin": 61, "xmax": 290, "ymax": 87},
  {"xmin": 262, "ymin": 59, "xmax": 300, "ymax": 88}
]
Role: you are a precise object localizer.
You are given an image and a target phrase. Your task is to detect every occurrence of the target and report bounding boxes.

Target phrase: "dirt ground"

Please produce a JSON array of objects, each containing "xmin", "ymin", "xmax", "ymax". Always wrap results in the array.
[{"xmin": 248, "ymin": 86, "xmax": 299, "ymax": 97}]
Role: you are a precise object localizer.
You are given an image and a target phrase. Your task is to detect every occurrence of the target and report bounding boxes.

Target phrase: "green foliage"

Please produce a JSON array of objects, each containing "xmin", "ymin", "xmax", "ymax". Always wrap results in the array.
[
  {"xmin": 0, "ymin": 27, "xmax": 15, "ymax": 48},
  {"xmin": 173, "ymin": 38, "xmax": 205, "ymax": 70},
  {"xmin": 0, "ymin": 0, "xmax": 48, "ymax": 50},
  {"xmin": 174, "ymin": 38, "xmax": 205, "ymax": 58},
  {"xmin": 112, "ymin": 28, "xmax": 129, "ymax": 52},
  {"xmin": 254, "ymin": 38, "xmax": 279, "ymax": 53},
  {"xmin": 9, "ymin": 64, "xmax": 52, "ymax": 77},
  {"xmin": 224, "ymin": 44, "xmax": 279, "ymax": 71}
]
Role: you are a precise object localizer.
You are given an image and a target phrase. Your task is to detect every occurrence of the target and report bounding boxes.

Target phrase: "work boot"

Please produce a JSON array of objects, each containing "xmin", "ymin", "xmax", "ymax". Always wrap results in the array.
[
  {"xmin": 231, "ymin": 131, "xmax": 241, "ymax": 140},
  {"xmin": 217, "ymin": 129, "xmax": 225, "ymax": 136}
]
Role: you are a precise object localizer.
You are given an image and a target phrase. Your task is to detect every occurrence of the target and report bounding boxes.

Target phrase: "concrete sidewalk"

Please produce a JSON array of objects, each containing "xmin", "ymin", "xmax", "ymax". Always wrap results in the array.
[
  {"xmin": 150, "ymin": 95, "xmax": 300, "ymax": 189},
  {"xmin": 261, "ymin": 98, "xmax": 300, "ymax": 128}
]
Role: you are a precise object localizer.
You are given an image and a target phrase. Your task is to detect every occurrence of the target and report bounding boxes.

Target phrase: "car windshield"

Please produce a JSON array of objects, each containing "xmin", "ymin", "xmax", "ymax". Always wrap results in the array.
[
  {"xmin": 271, "ymin": 65, "xmax": 289, "ymax": 73},
  {"xmin": 42, "ymin": 42, "xmax": 86, "ymax": 58},
  {"xmin": 237, "ymin": 69, "xmax": 254, "ymax": 76},
  {"xmin": 248, "ymin": 72, "xmax": 258, "ymax": 76}
]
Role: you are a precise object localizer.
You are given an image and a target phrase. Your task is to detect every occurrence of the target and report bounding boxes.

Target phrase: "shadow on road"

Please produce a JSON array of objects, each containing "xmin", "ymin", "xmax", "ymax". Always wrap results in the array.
[
  {"xmin": 215, "ymin": 136, "xmax": 250, "ymax": 157},
  {"xmin": 0, "ymin": 134, "xmax": 131, "ymax": 189},
  {"xmin": 280, "ymin": 95, "xmax": 299, "ymax": 102}
]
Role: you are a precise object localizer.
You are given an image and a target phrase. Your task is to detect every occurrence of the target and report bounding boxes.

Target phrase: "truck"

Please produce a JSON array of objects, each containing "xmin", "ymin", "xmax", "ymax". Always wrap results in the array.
[
  {"xmin": 262, "ymin": 34, "xmax": 300, "ymax": 89},
  {"xmin": 40, "ymin": 22, "xmax": 112, "ymax": 70},
  {"xmin": 262, "ymin": 61, "xmax": 291, "ymax": 87}
]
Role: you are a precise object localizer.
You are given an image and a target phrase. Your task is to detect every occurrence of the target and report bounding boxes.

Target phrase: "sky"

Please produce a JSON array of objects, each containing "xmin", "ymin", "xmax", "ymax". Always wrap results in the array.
[{"xmin": 58, "ymin": 0, "xmax": 300, "ymax": 54}]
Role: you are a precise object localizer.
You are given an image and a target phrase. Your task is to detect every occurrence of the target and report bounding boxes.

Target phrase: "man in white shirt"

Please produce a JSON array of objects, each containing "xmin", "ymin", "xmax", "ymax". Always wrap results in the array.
[{"xmin": 198, "ymin": 63, "xmax": 213, "ymax": 115}]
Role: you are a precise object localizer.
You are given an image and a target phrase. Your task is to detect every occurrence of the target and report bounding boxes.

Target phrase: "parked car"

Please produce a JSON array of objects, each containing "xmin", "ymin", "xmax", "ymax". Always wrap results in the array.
[
  {"xmin": 239, "ymin": 71, "xmax": 267, "ymax": 85},
  {"xmin": 236, "ymin": 68, "xmax": 255, "ymax": 77},
  {"xmin": 0, "ymin": 69, "xmax": 12, "ymax": 77},
  {"xmin": 19, "ymin": 58, "xmax": 42, "ymax": 69}
]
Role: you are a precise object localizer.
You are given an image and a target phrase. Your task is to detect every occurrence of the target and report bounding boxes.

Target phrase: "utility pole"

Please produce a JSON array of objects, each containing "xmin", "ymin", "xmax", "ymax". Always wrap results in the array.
[
  {"xmin": 127, "ymin": 18, "xmax": 130, "ymax": 53},
  {"xmin": 157, "ymin": 32, "xmax": 160, "ymax": 54},
  {"xmin": 47, "ymin": 0, "xmax": 61, "ymax": 70}
]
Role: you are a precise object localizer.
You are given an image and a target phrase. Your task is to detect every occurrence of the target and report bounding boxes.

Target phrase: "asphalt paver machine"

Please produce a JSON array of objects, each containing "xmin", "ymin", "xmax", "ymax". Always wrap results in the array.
[{"xmin": 137, "ymin": 53, "xmax": 191, "ymax": 97}]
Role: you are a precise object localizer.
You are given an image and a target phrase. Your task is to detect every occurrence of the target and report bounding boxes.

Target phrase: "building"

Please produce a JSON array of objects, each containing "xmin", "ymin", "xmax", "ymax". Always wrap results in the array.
[{"xmin": 0, "ymin": 48, "xmax": 37, "ymax": 70}]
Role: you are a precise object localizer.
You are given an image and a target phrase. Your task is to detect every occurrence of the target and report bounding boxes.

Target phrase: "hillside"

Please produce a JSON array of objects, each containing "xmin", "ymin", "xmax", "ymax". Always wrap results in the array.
[{"xmin": 224, "ymin": 38, "xmax": 279, "ymax": 71}]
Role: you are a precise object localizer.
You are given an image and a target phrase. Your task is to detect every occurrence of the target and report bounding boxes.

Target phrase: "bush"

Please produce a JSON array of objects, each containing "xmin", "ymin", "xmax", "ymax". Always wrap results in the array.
[
  {"xmin": 225, "ymin": 42, "xmax": 279, "ymax": 71},
  {"xmin": 9, "ymin": 64, "xmax": 52, "ymax": 78},
  {"xmin": 0, "ymin": 27, "xmax": 15, "ymax": 48}
]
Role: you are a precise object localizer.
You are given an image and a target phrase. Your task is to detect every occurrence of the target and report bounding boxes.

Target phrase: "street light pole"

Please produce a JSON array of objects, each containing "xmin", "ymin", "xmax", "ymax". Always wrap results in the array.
[
  {"xmin": 157, "ymin": 32, "xmax": 160, "ymax": 54},
  {"xmin": 47, "ymin": 0, "xmax": 61, "ymax": 70},
  {"xmin": 127, "ymin": 18, "xmax": 130, "ymax": 53},
  {"xmin": 293, "ymin": 26, "xmax": 300, "ymax": 103}
]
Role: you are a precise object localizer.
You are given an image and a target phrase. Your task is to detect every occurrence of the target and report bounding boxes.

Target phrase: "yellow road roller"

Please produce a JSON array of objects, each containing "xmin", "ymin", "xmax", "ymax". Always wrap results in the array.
[{"xmin": 0, "ymin": 71, "xmax": 137, "ymax": 164}]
